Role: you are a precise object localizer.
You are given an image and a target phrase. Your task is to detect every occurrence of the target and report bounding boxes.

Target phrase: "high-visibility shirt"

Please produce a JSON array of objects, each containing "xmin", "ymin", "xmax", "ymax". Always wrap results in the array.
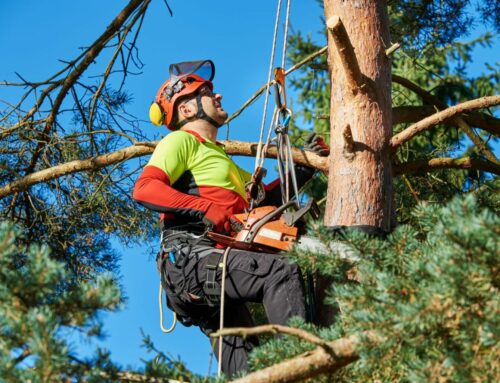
[{"xmin": 133, "ymin": 130, "xmax": 252, "ymax": 225}]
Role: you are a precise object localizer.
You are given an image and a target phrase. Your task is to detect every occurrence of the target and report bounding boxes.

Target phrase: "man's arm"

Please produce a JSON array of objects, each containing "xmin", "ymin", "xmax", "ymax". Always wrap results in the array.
[
  {"xmin": 133, "ymin": 165, "xmax": 210, "ymax": 217},
  {"xmin": 258, "ymin": 133, "xmax": 329, "ymax": 207},
  {"xmin": 132, "ymin": 132, "xmax": 232, "ymax": 233},
  {"xmin": 258, "ymin": 166, "xmax": 315, "ymax": 207}
]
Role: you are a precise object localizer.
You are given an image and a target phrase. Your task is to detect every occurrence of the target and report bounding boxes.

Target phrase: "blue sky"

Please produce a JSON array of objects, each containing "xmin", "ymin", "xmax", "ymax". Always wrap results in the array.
[
  {"xmin": 0, "ymin": 0, "xmax": 498, "ymax": 376},
  {"xmin": 0, "ymin": 0, "xmax": 325, "ymax": 375}
]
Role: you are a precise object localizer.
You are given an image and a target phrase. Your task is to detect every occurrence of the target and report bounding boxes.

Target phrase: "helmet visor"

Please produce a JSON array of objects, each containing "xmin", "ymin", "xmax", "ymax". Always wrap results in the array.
[{"xmin": 169, "ymin": 60, "xmax": 215, "ymax": 83}]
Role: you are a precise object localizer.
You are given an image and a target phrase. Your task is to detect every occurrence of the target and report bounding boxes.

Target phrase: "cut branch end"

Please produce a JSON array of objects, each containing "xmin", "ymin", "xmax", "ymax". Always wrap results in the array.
[{"xmin": 326, "ymin": 15, "xmax": 341, "ymax": 31}]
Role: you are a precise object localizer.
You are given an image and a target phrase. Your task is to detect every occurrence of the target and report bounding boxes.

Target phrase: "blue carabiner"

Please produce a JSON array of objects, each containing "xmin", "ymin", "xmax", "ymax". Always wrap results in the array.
[
  {"xmin": 282, "ymin": 114, "xmax": 291, "ymax": 127},
  {"xmin": 168, "ymin": 251, "xmax": 176, "ymax": 263},
  {"xmin": 281, "ymin": 108, "xmax": 292, "ymax": 127}
]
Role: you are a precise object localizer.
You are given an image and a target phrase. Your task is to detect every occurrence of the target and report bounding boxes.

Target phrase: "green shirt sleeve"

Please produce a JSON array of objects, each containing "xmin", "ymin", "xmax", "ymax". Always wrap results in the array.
[{"xmin": 147, "ymin": 131, "xmax": 197, "ymax": 184}]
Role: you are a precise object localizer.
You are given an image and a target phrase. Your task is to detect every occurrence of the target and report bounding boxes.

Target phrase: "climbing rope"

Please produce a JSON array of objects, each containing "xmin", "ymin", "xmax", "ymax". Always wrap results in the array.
[
  {"xmin": 217, "ymin": 246, "xmax": 232, "ymax": 378},
  {"xmin": 250, "ymin": 0, "xmax": 302, "ymax": 212},
  {"xmin": 255, "ymin": 0, "xmax": 284, "ymax": 171},
  {"xmin": 255, "ymin": 0, "xmax": 292, "ymax": 172},
  {"xmin": 281, "ymin": 0, "xmax": 291, "ymax": 68},
  {"xmin": 159, "ymin": 283, "xmax": 177, "ymax": 333}
]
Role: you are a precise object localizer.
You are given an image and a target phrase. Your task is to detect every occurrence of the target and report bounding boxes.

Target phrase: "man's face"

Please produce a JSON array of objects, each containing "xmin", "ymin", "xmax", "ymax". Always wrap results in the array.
[{"xmin": 198, "ymin": 85, "xmax": 228, "ymax": 125}]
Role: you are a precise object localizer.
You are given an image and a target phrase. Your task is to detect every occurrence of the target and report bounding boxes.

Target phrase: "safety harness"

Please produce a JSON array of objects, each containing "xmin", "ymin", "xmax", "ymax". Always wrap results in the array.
[{"xmin": 157, "ymin": 227, "xmax": 223, "ymax": 307}]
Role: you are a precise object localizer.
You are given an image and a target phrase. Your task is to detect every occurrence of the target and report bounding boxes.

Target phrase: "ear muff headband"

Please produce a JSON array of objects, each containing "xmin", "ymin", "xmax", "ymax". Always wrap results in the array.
[{"xmin": 149, "ymin": 102, "xmax": 165, "ymax": 126}]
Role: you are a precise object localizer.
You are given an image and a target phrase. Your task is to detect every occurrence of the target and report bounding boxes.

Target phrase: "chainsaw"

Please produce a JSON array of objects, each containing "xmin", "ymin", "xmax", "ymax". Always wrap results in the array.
[{"xmin": 208, "ymin": 199, "xmax": 320, "ymax": 253}]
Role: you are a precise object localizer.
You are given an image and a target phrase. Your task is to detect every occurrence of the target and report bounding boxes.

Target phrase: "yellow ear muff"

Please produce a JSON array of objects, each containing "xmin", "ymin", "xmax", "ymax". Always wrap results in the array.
[{"xmin": 149, "ymin": 102, "xmax": 165, "ymax": 126}]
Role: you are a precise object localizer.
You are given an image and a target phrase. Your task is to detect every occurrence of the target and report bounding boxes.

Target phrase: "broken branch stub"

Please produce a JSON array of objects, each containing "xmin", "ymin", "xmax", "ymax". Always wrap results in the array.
[{"xmin": 326, "ymin": 15, "xmax": 363, "ymax": 92}]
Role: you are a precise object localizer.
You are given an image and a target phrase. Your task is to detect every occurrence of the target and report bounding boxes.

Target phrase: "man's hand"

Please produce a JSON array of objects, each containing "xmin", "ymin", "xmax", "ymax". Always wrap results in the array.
[
  {"xmin": 203, "ymin": 204, "xmax": 233, "ymax": 234},
  {"xmin": 304, "ymin": 132, "xmax": 330, "ymax": 156}
]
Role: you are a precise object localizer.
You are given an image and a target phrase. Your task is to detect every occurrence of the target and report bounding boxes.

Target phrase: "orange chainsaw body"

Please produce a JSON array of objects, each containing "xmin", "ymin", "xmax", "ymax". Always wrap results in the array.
[{"xmin": 207, "ymin": 205, "xmax": 298, "ymax": 253}]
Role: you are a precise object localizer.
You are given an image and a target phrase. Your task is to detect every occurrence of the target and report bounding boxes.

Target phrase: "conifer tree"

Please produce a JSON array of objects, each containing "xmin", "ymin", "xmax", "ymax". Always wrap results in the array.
[
  {"xmin": 0, "ymin": 221, "xmax": 203, "ymax": 382},
  {"xmin": 245, "ymin": 195, "xmax": 499, "ymax": 382}
]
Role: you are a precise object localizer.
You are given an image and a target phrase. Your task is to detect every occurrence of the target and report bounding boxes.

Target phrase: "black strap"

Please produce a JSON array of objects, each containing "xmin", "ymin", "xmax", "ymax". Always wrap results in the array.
[
  {"xmin": 194, "ymin": 94, "xmax": 222, "ymax": 128},
  {"xmin": 203, "ymin": 252, "xmax": 222, "ymax": 307},
  {"xmin": 172, "ymin": 93, "xmax": 222, "ymax": 130}
]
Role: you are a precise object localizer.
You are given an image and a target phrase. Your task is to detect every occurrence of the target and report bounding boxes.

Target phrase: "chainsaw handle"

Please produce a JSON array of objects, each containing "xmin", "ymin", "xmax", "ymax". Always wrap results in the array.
[{"xmin": 244, "ymin": 201, "xmax": 297, "ymax": 244}]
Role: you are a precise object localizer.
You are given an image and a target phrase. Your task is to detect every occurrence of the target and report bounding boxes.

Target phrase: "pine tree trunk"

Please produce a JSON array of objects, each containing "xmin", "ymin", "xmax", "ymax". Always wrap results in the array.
[{"xmin": 323, "ymin": 0, "xmax": 393, "ymax": 233}]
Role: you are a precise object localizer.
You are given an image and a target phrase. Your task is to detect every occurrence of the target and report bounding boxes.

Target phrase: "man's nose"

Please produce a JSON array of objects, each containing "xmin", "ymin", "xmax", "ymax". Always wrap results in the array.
[{"xmin": 215, "ymin": 93, "xmax": 223, "ymax": 101}]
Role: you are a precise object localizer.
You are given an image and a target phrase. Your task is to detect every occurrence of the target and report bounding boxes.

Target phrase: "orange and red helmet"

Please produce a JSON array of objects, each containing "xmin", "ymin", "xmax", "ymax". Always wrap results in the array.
[{"xmin": 149, "ymin": 60, "xmax": 215, "ymax": 130}]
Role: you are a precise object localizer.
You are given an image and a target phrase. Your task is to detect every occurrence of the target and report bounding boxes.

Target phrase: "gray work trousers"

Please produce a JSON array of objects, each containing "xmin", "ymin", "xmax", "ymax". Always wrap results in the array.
[{"xmin": 160, "ymin": 244, "xmax": 306, "ymax": 377}]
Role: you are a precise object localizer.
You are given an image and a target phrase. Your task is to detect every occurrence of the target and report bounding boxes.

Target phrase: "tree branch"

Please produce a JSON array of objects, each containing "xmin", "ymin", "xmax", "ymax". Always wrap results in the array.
[
  {"xmin": 393, "ymin": 105, "xmax": 500, "ymax": 135},
  {"xmin": 4, "ymin": 135, "xmax": 498, "ymax": 200},
  {"xmin": 392, "ymin": 74, "xmax": 499, "ymax": 164},
  {"xmin": 211, "ymin": 324, "xmax": 331, "ymax": 350},
  {"xmin": 390, "ymin": 95, "xmax": 500, "ymax": 151},
  {"xmin": 0, "ymin": 141, "xmax": 328, "ymax": 199},
  {"xmin": 307, "ymin": 69, "xmax": 500, "ymax": 138},
  {"xmin": 326, "ymin": 16, "xmax": 363, "ymax": 92},
  {"xmin": 111, "ymin": 371, "xmax": 183, "ymax": 383},
  {"xmin": 87, "ymin": 1, "xmax": 149, "ymax": 132},
  {"xmin": 0, "ymin": 142, "xmax": 156, "ymax": 199},
  {"xmin": 385, "ymin": 42, "xmax": 401, "ymax": 57},
  {"xmin": 25, "ymin": 0, "xmax": 151, "ymax": 174},
  {"xmin": 222, "ymin": 141, "xmax": 328, "ymax": 171},
  {"xmin": 342, "ymin": 124, "xmax": 355, "ymax": 161},
  {"xmin": 394, "ymin": 156, "xmax": 500, "ymax": 176},
  {"xmin": 228, "ymin": 331, "xmax": 381, "ymax": 383}
]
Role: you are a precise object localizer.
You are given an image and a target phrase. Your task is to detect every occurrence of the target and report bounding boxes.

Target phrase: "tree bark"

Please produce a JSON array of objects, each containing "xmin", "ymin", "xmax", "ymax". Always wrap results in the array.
[{"xmin": 323, "ymin": 0, "xmax": 393, "ymax": 234}]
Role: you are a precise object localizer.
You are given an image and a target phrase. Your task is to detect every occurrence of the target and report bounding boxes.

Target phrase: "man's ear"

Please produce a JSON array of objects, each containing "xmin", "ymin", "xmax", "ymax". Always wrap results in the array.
[{"xmin": 178, "ymin": 101, "xmax": 196, "ymax": 120}]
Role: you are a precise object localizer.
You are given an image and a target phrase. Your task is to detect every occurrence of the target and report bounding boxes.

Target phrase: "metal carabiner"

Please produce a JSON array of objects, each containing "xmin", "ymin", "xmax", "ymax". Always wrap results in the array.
[
  {"xmin": 281, "ymin": 108, "xmax": 292, "ymax": 127},
  {"xmin": 275, "ymin": 108, "xmax": 292, "ymax": 134},
  {"xmin": 273, "ymin": 67, "xmax": 287, "ymax": 111}
]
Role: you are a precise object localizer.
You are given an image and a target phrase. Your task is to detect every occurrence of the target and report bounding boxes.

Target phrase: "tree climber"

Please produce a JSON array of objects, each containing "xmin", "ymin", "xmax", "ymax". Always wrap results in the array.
[{"xmin": 132, "ymin": 60, "xmax": 329, "ymax": 377}]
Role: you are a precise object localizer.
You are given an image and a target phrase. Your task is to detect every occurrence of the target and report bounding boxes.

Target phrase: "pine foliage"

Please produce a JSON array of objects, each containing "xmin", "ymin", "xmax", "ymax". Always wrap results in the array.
[
  {"xmin": 249, "ymin": 195, "xmax": 499, "ymax": 382},
  {"xmin": 0, "ymin": 221, "xmax": 215, "ymax": 382},
  {"xmin": 0, "ymin": 221, "xmax": 122, "ymax": 381}
]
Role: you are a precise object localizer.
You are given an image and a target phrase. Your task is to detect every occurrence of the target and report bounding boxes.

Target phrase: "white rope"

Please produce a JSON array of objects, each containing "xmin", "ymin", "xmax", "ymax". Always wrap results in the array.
[
  {"xmin": 281, "ymin": 0, "xmax": 292, "ymax": 68},
  {"xmin": 255, "ymin": 0, "xmax": 293, "ymax": 173},
  {"xmin": 217, "ymin": 246, "xmax": 232, "ymax": 377},
  {"xmin": 257, "ymin": 106, "xmax": 278, "ymax": 170},
  {"xmin": 255, "ymin": 0, "xmax": 283, "ymax": 171},
  {"xmin": 286, "ymin": 133, "xmax": 301, "ymax": 203},
  {"xmin": 159, "ymin": 283, "xmax": 177, "ymax": 333}
]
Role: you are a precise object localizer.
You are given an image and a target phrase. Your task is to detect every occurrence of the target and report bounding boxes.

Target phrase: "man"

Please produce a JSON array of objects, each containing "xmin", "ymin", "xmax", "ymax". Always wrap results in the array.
[{"xmin": 133, "ymin": 60, "xmax": 328, "ymax": 376}]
